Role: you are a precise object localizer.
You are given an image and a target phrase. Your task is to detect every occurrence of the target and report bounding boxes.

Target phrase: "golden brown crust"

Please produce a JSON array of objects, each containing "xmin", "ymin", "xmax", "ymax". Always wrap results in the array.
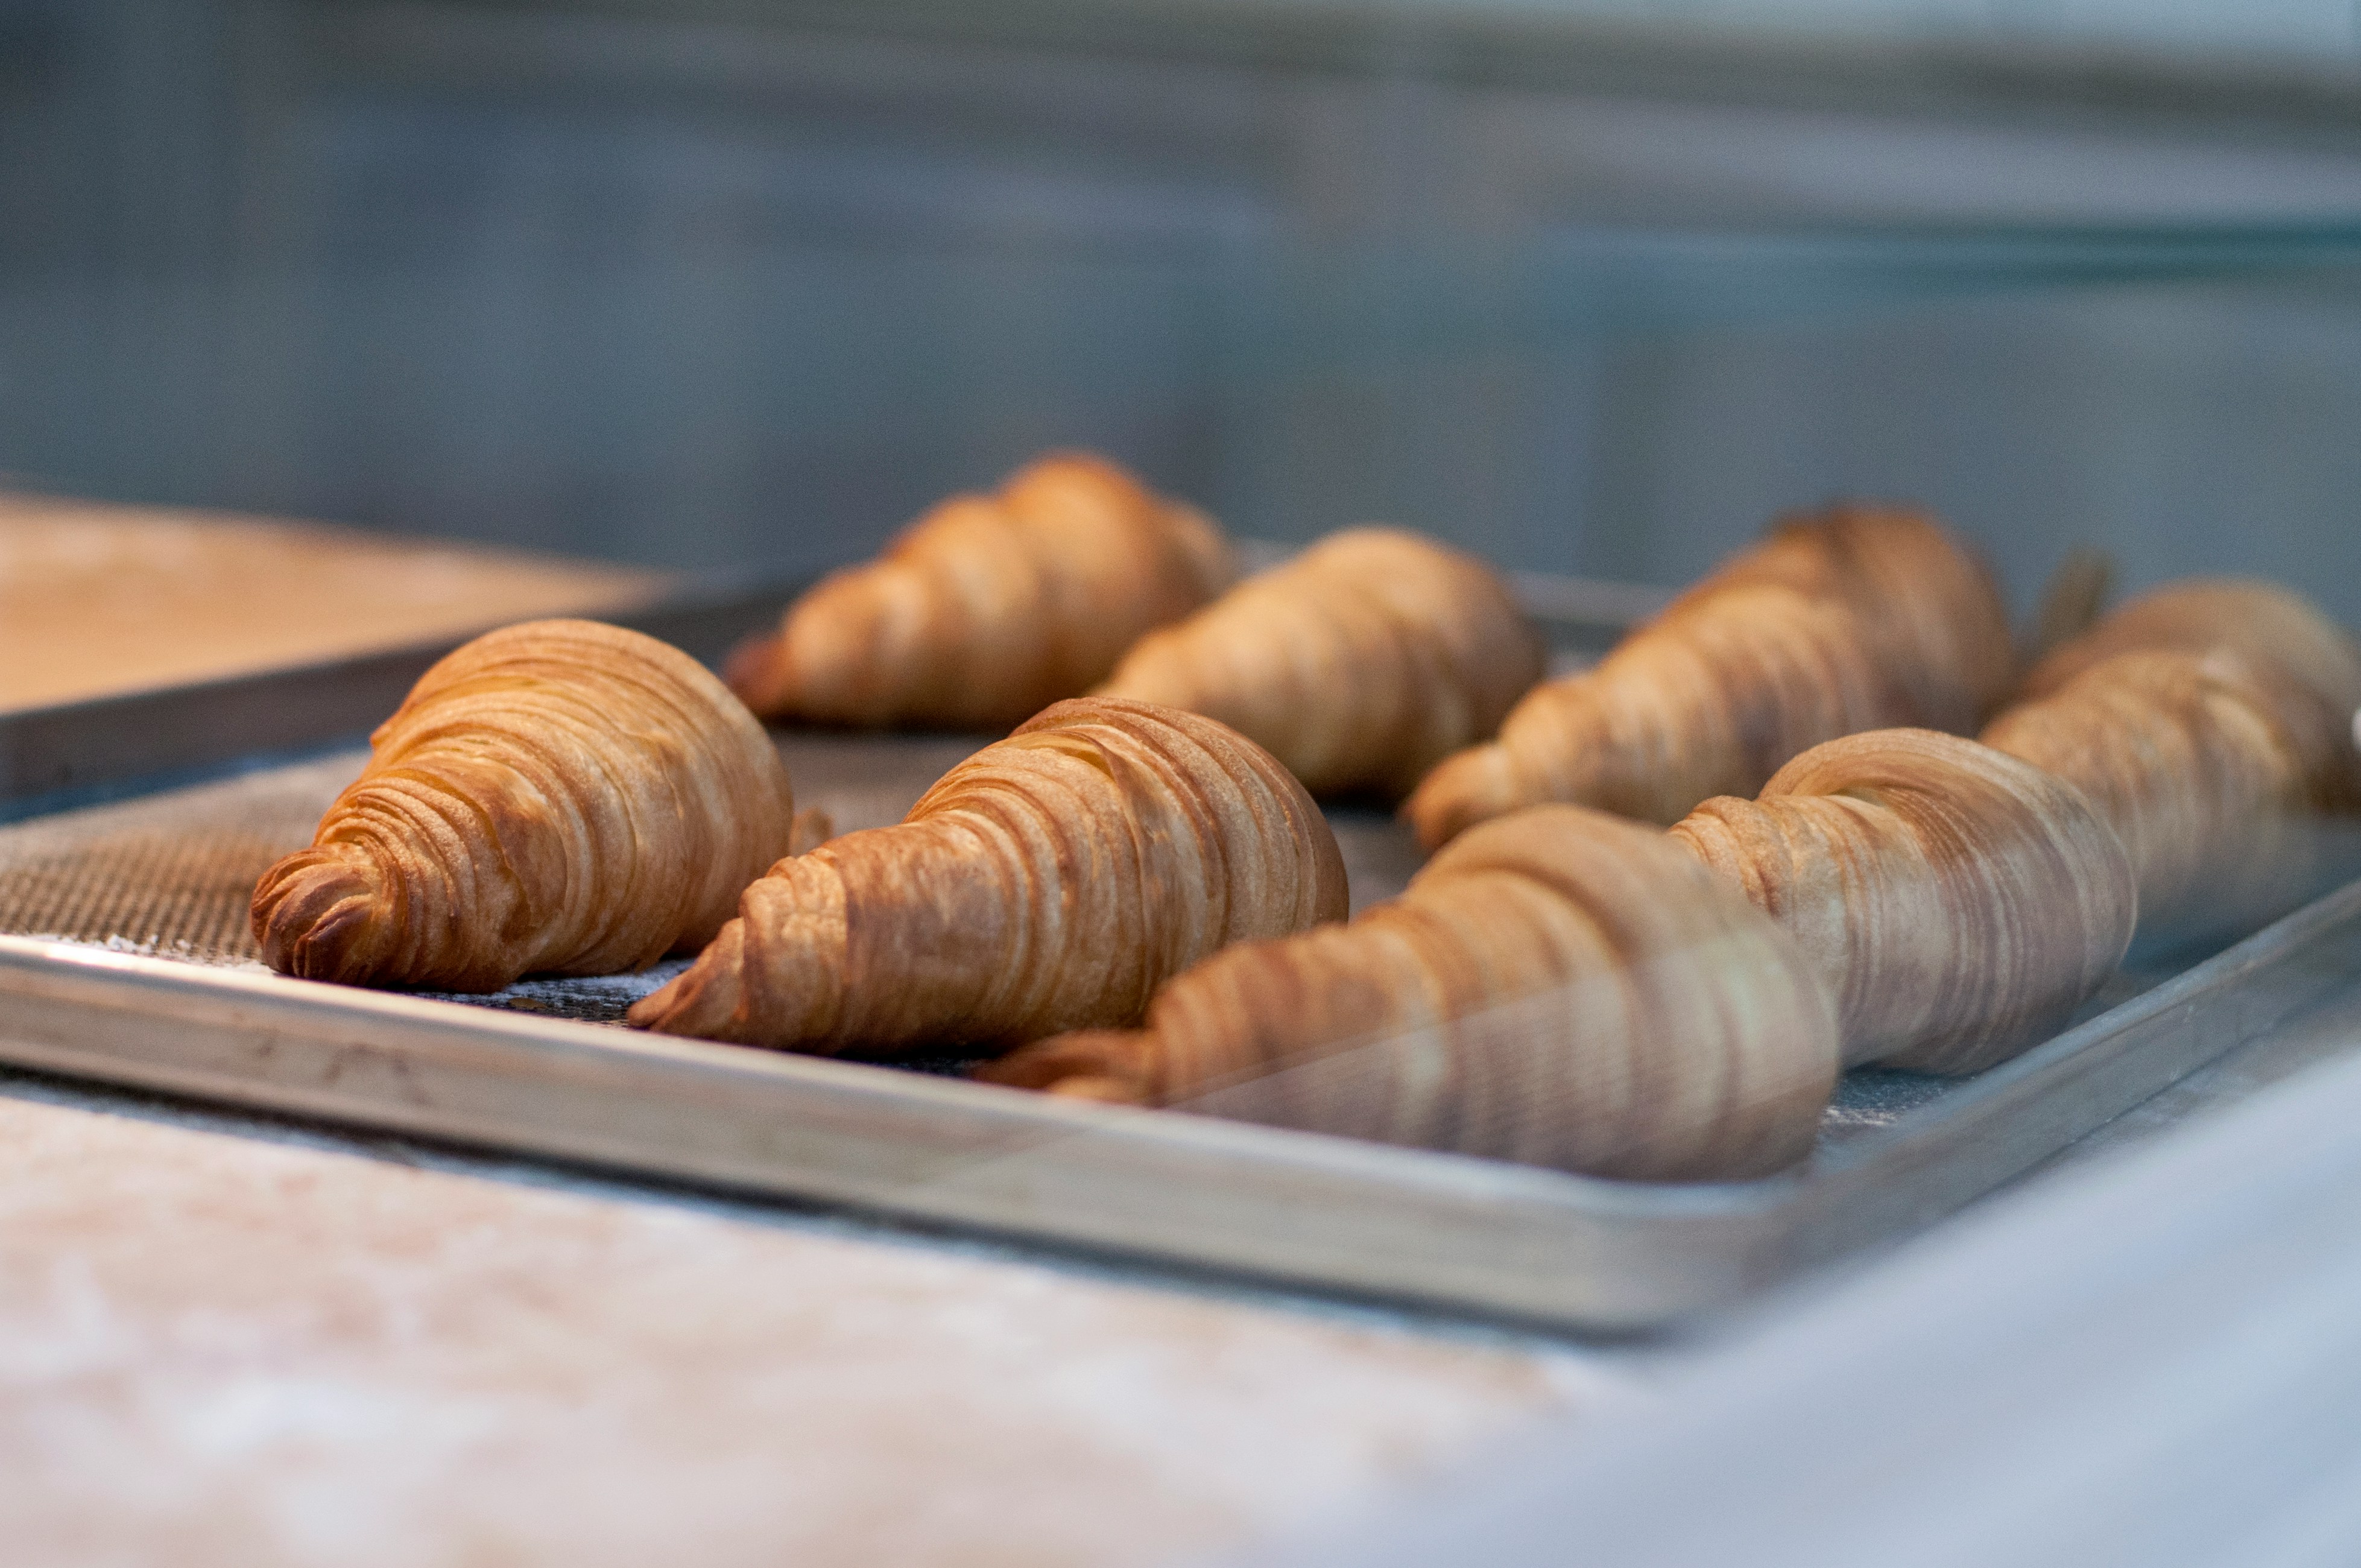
[
  {"xmin": 251, "ymin": 619, "xmax": 796, "ymax": 992},
  {"xmin": 1980, "ymin": 579, "xmax": 2361, "ymax": 934},
  {"xmin": 1982, "ymin": 650, "xmax": 2307, "ymax": 932},
  {"xmin": 985, "ymin": 805, "xmax": 1840, "ymax": 1182},
  {"xmin": 1404, "ymin": 507, "xmax": 2012, "ymax": 849},
  {"xmin": 726, "ymin": 453, "xmax": 1238, "ymax": 730},
  {"xmin": 1093, "ymin": 527, "xmax": 1544, "ymax": 798},
  {"xmin": 1669, "ymin": 729, "xmax": 2135, "ymax": 1075},
  {"xmin": 627, "ymin": 697, "xmax": 1348, "ymax": 1055},
  {"xmin": 2009, "ymin": 578, "xmax": 2361, "ymax": 812}
]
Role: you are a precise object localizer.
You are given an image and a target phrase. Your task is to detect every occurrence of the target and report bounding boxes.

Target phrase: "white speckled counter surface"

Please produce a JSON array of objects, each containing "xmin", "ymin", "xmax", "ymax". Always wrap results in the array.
[{"xmin": 0, "ymin": 1072, "xmax": 1631, "ymax": 1566}]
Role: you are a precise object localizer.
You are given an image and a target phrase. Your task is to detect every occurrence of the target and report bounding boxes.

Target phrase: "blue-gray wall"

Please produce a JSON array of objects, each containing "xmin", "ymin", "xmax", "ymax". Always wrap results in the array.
[{"xmin": 4, "ymin": 1, "xmax": 2360, "ymax": 623}]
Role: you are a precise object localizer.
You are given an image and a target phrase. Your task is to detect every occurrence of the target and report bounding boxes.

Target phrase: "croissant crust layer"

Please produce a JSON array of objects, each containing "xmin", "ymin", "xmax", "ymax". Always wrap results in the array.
[
  {"xmin": 2011, "ymin": 578, "xmax": 2361, "ymax": 809},
  {"xmin": 727, "ymin": 452, "xmax": 1237, "ymax": 730},
  {"xmin": 251, "ymin": 619, "xmax": 797, "ymax": 992},
  {"xmin": 628, "ymin": 697, "xmax": 1348, "ymax": 1055},
  {"xmin": 1670, "ymin": 728, "xmax": 2135, "ymax": 1075},
  {"xmin": 987, "ymin": 805, "xmax": 1841, "ymax": 1182},
  {"xmin": 1981, "ymin": 578, "xmax": 2361, "ymax": 936},
  {"xmin": 1405, "ymin": 507, "xmax": 2012, "ymax": 847},
  {"xmin": 1095, "ymin": 527, "xmax": 1544, "ymax": 798}
]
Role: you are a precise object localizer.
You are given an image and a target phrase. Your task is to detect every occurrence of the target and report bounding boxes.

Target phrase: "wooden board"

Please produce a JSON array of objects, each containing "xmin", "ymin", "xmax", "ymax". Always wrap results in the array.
[{"xmin": 0, "ymin": 493, "xmax": 671, "ymax": 713}]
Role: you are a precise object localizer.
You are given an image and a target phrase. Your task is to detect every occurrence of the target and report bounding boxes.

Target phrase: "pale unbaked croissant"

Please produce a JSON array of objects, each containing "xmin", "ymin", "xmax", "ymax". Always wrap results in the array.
[
  {"xmin": 1669, "ymin": 728, "xmax": 2136, "ymax": 1075},
  {"xmin": 628, "ymin": 697, "xmax": 1347, "ymax": 1055},
  {"xmin": 1979, "ymin": 579, "xmax": 2361, "ymax": 932},
  {"xmin": 1405, "ymin": 507, "xmax": 2013, "ymax": 850},
  {"xmin": 252, "ymin": 619, "xmax": 797, "ymax": 992},
  {"xmin": 1092, "ymin": 527, "xmax": 1544, "ymax": 798},
  {"xmin": 727, "ymin": 453, "xmax": 1237, "ymax": 730},
  {"xmin": 984, "ymin": 805, "xmax": 1841, "ymax": 1182}
]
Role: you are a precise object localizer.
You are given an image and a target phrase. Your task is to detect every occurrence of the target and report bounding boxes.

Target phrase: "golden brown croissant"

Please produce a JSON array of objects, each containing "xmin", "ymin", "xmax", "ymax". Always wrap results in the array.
[
  {"xmin": 252, "ymin": 619, "xmax": 797, "ymax": 992},
  {"xmin": 1669, "ymin": 729, "xmax": 2135, "ymax": 1075},
  {"xmin": 1405, "ymin": 507, "xmax": 2013, "ymax": 850},
  {"xmin": 1979, "ymin": 579, "xmax": 2361, "ymax": 932},
  {"xmin": 2002, "ymin": 578, "xmax": 2361, "ymax": 808},
  {"xmin": 628, "ymin": 697, "xmax": 1347, "ymax": 1055},
  {"xmin": 726, "ymin": 453, "xmax": 1237, "ymax": 730},
  {"xmin": 1092, "ymin": 527, "xmax": 1544, "ymax": 798},
  {"xmin": 985, "ymin": 805, "xmax": 1840, "ymax": 1182}
]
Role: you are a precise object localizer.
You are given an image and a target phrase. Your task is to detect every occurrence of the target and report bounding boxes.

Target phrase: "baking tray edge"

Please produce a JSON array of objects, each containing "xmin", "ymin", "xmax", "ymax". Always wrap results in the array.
[{"xmin": 4, "ymin": 876, "xmax": 2358, "ymax": 1332}]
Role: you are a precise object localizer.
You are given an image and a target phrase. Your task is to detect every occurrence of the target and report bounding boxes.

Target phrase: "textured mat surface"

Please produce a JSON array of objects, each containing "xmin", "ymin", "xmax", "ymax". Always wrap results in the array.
[{"xmin": 0, "ymin": 733, "xmax": 1425, "ymax": 1032}]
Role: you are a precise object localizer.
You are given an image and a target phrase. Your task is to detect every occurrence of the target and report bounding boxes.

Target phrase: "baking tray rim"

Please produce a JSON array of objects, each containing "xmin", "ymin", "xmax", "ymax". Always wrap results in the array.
[{"xmin": 4, "ymin": 866, "xmax": 2357, "ymax": 1331}]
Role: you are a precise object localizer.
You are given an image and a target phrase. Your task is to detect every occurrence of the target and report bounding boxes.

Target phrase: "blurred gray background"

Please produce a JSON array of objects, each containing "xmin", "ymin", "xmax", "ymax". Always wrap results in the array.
[{"xmin": 4, "ymin": 0, "xmax": 2360, "ymax": 621}]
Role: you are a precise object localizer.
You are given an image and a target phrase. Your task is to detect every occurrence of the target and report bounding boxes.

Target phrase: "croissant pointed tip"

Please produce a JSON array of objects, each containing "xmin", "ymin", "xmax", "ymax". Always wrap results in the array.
[
  {"xmin": 978, "ymin": 1030, "xmax": 1156, "ymax": 1103},
  {"xmin": 1405, "ymin": 746, "xmax": 1515, "ymax": 853},
  {"xmin": 627, "ymin": 928, "xmax": 750, "ymax": 1038},
  {"xmin": 252, "ymin": 847, "xmax": 387, "ymax": 984}
]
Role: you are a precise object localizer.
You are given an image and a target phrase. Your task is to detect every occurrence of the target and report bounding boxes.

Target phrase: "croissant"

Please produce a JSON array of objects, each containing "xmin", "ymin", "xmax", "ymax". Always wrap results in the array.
[
  {"xmin": 1091, "ymin": 527, "xmax": 1544, "ymax": 798},
  {"xmin": 1405, "ymin": 507, "xmax": 2013, "ymax": 850},
  {"xmin": 252, "ymin": 619, "xmax": 797, "ymax": 992},
  {"xmin": 627, "ymin": 697, "xmax": 1348, "ymax": 1055},
  {"xmin": 2002, "ymin": 578, "xmax": 2361, "ymax": 806},
  {"xmin": 984, "ymin": 805, "xmax": 1841, "ymax": 1182},
  {"xmin": 1980, "ymin": 579, "xmax": 2361, "ymax": 932},
  {"xmin": 1669, "ymin": 729, "xmax": 2136, "ymax": 1075},
  {"xmin": 726, "ymin": 452, "xmax": 1237, "ymax": 730}
]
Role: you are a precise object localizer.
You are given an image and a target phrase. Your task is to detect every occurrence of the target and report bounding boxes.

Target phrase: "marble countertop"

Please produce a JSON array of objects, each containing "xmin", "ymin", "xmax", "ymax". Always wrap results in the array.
[{"xmin": 0, "ymin": 1073, "xmax": 1630, "ymax": 1566}]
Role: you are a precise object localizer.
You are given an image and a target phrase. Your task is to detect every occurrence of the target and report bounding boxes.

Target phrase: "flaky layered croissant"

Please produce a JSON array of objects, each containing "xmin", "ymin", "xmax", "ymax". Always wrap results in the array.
[
  {"xmin": 628, "ymin": 697, "xmax": 1347, "ymax": 1055},
  {"xmin": 1405, "ymin": 507, "xmax": 2013, "ymax": 850},
  {"xmin": 727, "ymin": 453, "xmax": 1237, "ymax": 730},
  {"xmin": 1670, "ymin": 729, "xmax": 2136, "ymax": 1075},
  {"xmin": 985, "ymin": 805, "xmax": 1841, "ymax": 1182},
  {"xmin": 1092, "ymin": 527, "xmax": 1544, "ymax": 798},
  {"xmin": 252, "ymin": 619, "xmax": 797, "ymax": 992},
  {"xmin": 1980, "ymin": 579, "xmax": 2361, "ymax": 932}
]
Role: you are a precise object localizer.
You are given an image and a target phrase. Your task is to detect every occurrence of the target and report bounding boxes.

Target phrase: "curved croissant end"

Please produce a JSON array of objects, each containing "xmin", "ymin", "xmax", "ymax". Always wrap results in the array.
[
  {"xmin": 726, "ymin": 452, "xmax": 1238, "ymax": 730},
  {"xmin": 252, "ymin": 619, "xmax": 797, "ymax": 992},
  {"xmin": 1404, "ymin": 506, "xmax": 2012, "ymax": 850},
  {"xmin": 986, "ymin": 805, "xmax": 1841, "ymax": 1183},
  {"xmin": 1670, "ymin": 728, "xmax": 2135, "ymax": 1076},
  {"xmin": 1703, "ymin": 504, "xmax": 2017, "ymax": 732},
  {"xmin": 1983, "ymin": 650, "xmax": 2310, "ymax": 934},
  {"xmin": 628, "ymin": 697, "xmax": 1348, "ymax": 1055},
  {"xmin": 2011, "ymin": 578, "xmax": 2361, "ymax": 812},
  {"xmin": 1980, "ymin": 579, "xmax": 2361, "ymax": 937},
  {"xmin": 1094, "ymin": 527, "xmax": 1544, "ymax": 798}
]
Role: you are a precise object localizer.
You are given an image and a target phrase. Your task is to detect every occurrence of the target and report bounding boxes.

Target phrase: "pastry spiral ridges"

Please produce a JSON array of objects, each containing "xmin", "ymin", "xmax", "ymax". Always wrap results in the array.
[
  {"xmin": 252, "ymin": 619, "xmax": 796, "ymax": 992},
  {"xmin": 1093, "ymin": 526, "xmax": 1544, "ymax": 798},
  {"xmin": 1670, "ymin": 728, "xmax": 2136, "ymax": 1075},
  {"xmin": 628, "ymin": 697, "xmax": 1348, "ymax": 1055},
  {"xmin": 985, "ymin": 805, "xmax": 1840, "ymax": 1182},
  {"xmin": 1980, "ymin": 578, "xmax": 2361, "ymax": 934},
  {"xmin": 726, "ymin": 452, "xmax": 1237, "ymax": 730},
  {"xmin": 1405, "ymin": 507, "xmax": 2012, "ymax": 849}
]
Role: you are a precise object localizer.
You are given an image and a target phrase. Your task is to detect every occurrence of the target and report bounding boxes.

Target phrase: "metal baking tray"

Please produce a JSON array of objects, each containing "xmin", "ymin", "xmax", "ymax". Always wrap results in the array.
[{"xmin": 3, "ymin": 584, "xmax": 2354, "ymax": 1330}]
